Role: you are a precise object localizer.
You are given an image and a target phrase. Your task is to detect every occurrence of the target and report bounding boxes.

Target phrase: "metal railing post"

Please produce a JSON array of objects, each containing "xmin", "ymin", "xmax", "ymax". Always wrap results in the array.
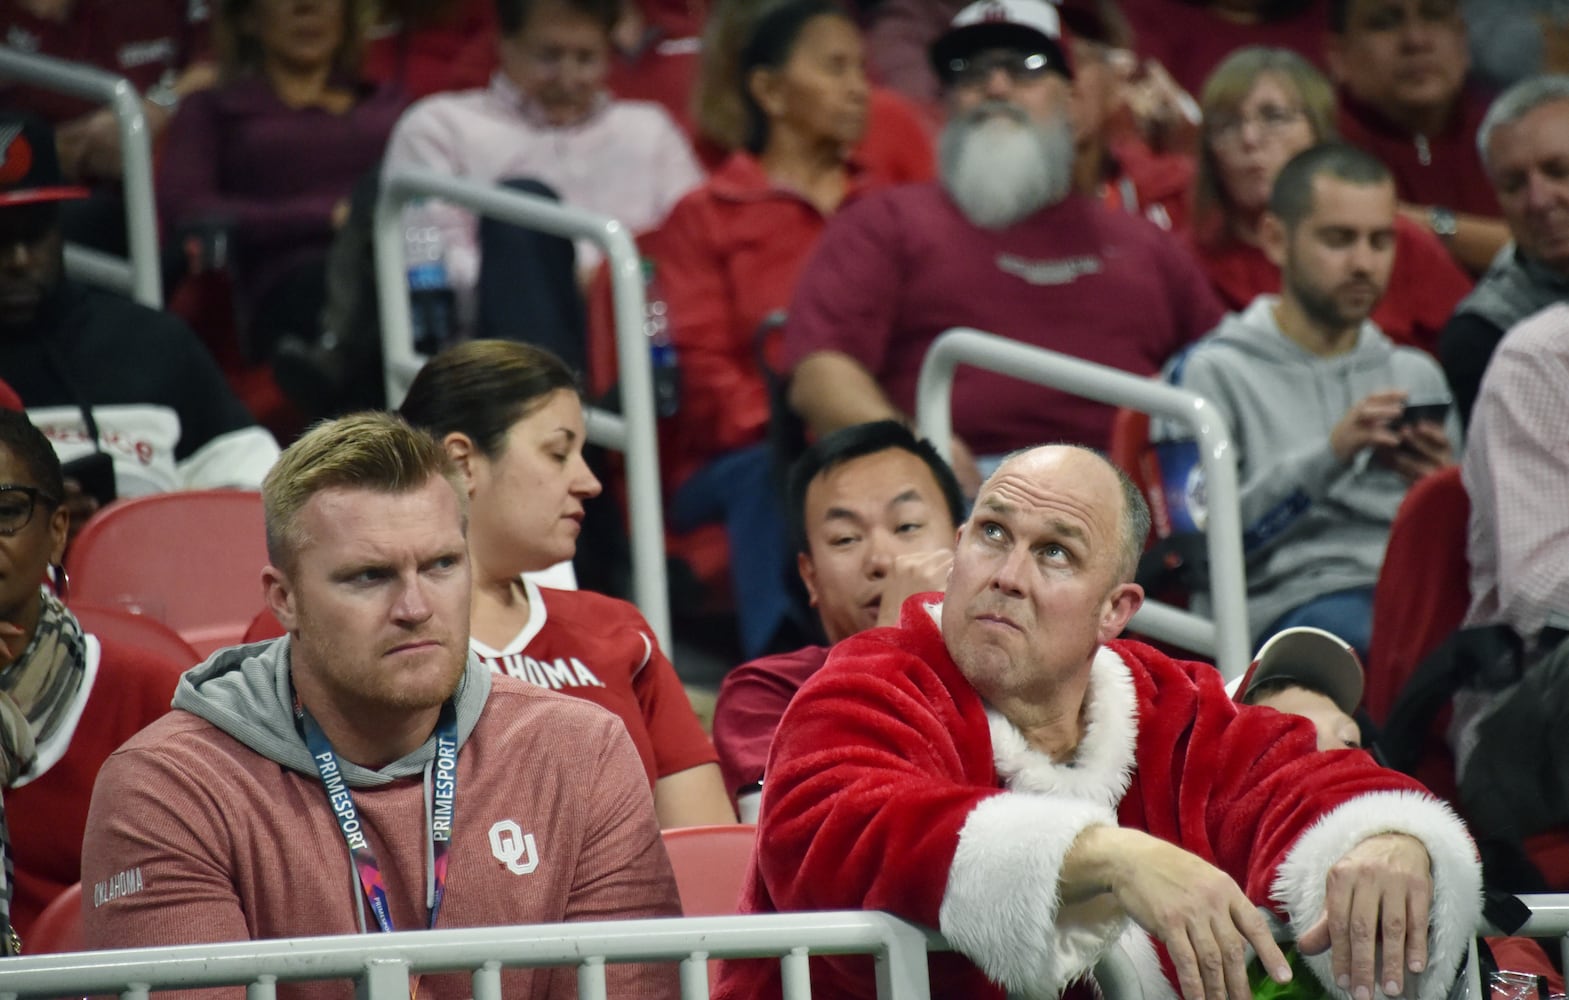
[
  {"xmin": 0, "ymin": 48, "xmax": 160, "ymax": 307},
  {"xmin": 915, "ymin": 328, "xmax": 1252, "ymax": 679},
  {"xmin": 373, "ymin": 168, "xmax": 669, "ymax": 649}
]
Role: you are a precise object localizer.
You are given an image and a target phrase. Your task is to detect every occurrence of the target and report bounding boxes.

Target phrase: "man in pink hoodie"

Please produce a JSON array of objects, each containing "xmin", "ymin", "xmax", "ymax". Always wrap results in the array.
[{"xmin": 81, "ymin": 412, "xmax": 680, "ymax": 1000}]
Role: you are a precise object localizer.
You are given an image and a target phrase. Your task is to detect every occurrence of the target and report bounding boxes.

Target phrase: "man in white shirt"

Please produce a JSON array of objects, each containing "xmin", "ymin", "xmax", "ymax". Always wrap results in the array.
[{"xmin": 383, "ymin": 0, "xmax": 702, "ymax": 346}]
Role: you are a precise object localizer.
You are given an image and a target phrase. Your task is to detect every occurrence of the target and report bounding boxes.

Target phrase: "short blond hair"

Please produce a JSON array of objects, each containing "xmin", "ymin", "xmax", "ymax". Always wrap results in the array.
[{"xmin": 262, "ymin": 412, "xmax": 465, "ymax": 570}]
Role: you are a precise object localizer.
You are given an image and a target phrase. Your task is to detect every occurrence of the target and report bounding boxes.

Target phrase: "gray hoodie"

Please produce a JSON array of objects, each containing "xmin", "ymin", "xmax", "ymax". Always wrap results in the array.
[
  {"xmin": 1159, "ymin": 296, "xmax": 1457, "ymax": 637},
  {"xmin": 172, "ymin": 636, "xmax": 492, "ymax": 788}
]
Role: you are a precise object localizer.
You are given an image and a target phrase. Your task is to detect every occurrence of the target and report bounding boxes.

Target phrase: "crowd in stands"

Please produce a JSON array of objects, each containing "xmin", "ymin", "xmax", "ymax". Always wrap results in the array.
[{"xmin": 8, "ymin": 0, "xmax": 1569, "ymax": 994}]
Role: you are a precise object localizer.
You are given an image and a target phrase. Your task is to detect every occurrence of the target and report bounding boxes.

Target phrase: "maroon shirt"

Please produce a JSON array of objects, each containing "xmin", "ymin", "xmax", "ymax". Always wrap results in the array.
[
  {"xmin": 0, "ymin": 0, "xmax": 209, "ymax": 123},
  {"xmin": 783, "ymin": 184, "xmax": 1224, "ymax": 455},
  {"xmin": 82, "ymin": 675, "xmax": 680, "ymax": 999},
  {"xmin": 712, "ymin": 645, "xmax": 830, "ymax": 795},
  {"xmin": 156, "ymin": 77, "xmax": 406, "ymax": 306},
  {"xmin": 1336, "ymin": 87, "xmax": 1501, "ymax": 219}
]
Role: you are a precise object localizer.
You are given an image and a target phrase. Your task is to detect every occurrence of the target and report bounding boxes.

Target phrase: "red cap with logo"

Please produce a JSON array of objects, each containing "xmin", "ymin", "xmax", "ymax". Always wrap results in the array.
[{"xmin": 0, "ymin": 112, "xmax": 90, "ymax": 209}]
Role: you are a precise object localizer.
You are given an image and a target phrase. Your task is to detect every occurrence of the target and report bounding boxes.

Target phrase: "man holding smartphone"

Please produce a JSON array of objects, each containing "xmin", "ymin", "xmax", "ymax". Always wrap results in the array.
[{"xmin": 1158, "ymin": 142, "xmax": 1456, "ymax": 657}]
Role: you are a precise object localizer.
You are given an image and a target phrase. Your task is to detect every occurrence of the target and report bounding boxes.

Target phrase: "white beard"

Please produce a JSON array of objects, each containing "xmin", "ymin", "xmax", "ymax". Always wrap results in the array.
[{"xmin": 939, "ymin": 102, "xmax": 1075, "ymax": 230}]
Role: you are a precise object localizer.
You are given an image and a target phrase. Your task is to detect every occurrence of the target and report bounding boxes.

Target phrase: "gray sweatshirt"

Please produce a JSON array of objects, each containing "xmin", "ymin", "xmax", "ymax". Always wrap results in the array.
[{"xmin": 1159, "ymin": 296, "xmax": 1457, "ymax": 637}]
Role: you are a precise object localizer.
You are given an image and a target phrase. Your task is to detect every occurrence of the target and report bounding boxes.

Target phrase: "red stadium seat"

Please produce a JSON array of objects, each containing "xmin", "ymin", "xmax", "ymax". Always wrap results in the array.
[
  {"xmin": 65, "ymin": 491, "xmax": 269, "ymax": 658},
  {"xmin": 25, "ymin": 882, "xmax": 81, "ymax": 955},
  {"xmin": 1366, "ymin": 466, "xmax": 1472, "ymax": 726},
  {"xmin": 660, "ymin": 824, "xmax": 756, "ymax": 917},
  {"xmin": 69, "ymin": 603, "xmax": 200, "ymax": 670}
]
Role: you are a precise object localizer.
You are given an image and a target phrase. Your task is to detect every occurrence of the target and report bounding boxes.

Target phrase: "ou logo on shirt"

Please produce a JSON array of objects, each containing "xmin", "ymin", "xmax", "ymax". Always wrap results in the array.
[{"xmin": 489, "ymin": 820, "xmax": 540, "ymax": 875}]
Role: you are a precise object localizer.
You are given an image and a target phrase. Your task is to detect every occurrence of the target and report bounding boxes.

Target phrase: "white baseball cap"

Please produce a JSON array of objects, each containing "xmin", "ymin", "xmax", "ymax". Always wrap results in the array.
[
  {"xmin": 930, "ymin": 0, "xmax": 1074, "ymax": 84},
  {"xmin": 1225, "ymin": 626, "xmax": 1365, "ymax": 715}
]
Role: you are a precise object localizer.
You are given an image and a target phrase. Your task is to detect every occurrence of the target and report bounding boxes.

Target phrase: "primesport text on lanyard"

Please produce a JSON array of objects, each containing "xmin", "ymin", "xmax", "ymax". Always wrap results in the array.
[{"xmin": 295, "ymin": 696, "xmax": 458, "ymax": 933}]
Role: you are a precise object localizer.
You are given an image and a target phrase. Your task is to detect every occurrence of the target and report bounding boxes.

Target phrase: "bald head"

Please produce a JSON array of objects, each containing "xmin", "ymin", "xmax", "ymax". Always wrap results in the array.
[
  {"xmin": 982, "ymin": 445, "xmax": 1150, "ymax": 583},
  {"xmin": 941, "ymin": 442, "xmax": 1147, "ymax": 723}
]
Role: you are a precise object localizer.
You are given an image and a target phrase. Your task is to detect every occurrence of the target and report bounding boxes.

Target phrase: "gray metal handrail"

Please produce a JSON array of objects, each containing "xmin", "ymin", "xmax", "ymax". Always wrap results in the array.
[
  {"xmin": 915, "ymin": 328, "xmax": 1251, "ymax": 679},
  {"xmin": 0, "ymin": 912, "xmax": 937, "ymax": 1000},
  {"xmin": 373, "ymin": 167, "xmax": 669, "ymax": 649},
  {"xmin": 0, "ymin": 47, "xmax": 161, "ymax": 307},
  {"xmin": 0, "ymin": 898, "xmax": 1515, "ymax": 1000}
]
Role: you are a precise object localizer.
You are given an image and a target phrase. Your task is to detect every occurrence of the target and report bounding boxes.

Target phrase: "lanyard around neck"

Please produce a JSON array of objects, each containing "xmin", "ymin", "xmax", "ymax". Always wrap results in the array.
[{"xmin": 294, "ymin": 698, "xmax": 459, "ymax": 934}]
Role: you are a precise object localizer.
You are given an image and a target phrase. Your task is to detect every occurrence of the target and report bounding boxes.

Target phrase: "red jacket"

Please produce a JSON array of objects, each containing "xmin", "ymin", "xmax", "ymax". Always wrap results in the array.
[
  {"xmin": 715, "ymin": 595, "xmax": 1481, "ymax": 1000},
  {"xmin": 649, "ymin": 153, "xmax": 893, "ymax": 490}
]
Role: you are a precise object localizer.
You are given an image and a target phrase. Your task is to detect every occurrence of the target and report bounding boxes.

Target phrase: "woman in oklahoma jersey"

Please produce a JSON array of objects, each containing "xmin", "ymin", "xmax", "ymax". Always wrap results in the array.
[{"xmin": 400, "ymin": 341, "xmax": 736, "ymax": 828}]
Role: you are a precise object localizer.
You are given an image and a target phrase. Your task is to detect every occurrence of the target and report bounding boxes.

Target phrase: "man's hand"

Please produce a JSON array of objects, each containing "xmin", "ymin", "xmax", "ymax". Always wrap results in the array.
[
  {"xmin": 874, "ymin": 550, "xmax": 954, "ymax": 629},
  {"xmin": 1117, "ymin": 55, "xmax": 1202, "ymax": 149},
  {"xmin": 1298, "ymin": 833, "xmax": 1432, "ymax": 1000},
  {"xmin": 55, "ymin": 108, "xmax": 126, "ymax": 181},
  {"xmin": 1066, "ymin": 827, "xmax": 1291, "ymax": 1000},
  {"xmin": 1330, "ymin": 391, "xmax": 1407, "ymax": 464},
  {"xmin": 1377, "ymin": 422, "xmax": 1454, "ymax": 484}
]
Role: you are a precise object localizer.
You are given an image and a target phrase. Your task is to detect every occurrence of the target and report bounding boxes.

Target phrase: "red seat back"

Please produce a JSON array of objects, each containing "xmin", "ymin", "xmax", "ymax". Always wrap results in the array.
[
  {"xmin": 25, "ymin": 882, "xmax": 81, "ymax": 955},
  {"xmin": 69, "ymin": 603, "xmax": 201, "ymax": 669},
  {"xmin": 660, "ymin": 824, "xmax": 756, "ymax": 917},
  {"xmin": 1366, "ymin": 466, "xmax": 1471, "ymax": 725},
  {"xmin": 65, "ymin": 491, "xmax": 269, "ymax": 658}
]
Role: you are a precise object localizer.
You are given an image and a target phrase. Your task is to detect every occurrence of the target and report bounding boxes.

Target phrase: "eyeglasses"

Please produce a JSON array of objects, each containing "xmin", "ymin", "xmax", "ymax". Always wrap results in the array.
[
  {"xmin": 0, "ymin": 485, "xmax": 58, "ymax": 536},
  {"xmin": 1206, "ymin": 105, "xmax": 1307, "ymax": 147},
  {"xmin": 946, "ymin": 50, "xmax": 1058, "ymax": 90}
]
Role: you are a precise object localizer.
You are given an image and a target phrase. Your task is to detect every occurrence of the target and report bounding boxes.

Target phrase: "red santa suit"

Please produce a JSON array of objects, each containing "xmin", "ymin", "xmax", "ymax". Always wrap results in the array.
[{"xmin": 714, "ymin": 595, "xmax": 1481, "ymax": 1000}]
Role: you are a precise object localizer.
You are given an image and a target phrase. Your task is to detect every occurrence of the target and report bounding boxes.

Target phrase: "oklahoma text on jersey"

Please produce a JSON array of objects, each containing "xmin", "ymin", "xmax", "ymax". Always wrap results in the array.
[{"xmin": 486, "ymin": 655, "xmax": 607, "ymax": 691}]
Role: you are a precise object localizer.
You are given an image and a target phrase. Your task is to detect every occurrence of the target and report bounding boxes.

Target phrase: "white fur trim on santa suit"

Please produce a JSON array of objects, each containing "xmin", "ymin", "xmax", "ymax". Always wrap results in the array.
[
  {"xmin": 1271, "ymin": 790, "xmax": 1482, "ymax": 1000},
  {"xmin": 938, "ymin": 645, "xmax": 1141, "ymax": 999}
]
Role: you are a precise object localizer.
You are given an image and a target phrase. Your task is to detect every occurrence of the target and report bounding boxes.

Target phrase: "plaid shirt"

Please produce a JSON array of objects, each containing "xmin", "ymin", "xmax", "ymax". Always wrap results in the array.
[{"xmin": 1462, "ymin": 302, "xmax": 1569, "ymax": 642}]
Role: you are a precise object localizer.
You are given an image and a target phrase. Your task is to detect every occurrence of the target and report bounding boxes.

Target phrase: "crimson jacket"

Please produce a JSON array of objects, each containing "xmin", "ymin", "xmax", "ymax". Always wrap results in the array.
[
  {"xmin": 649, "ymin": 153, "xmax": 894, "ymax": 491},
  {"xmin": 716, "ymin": 595, "xmax": 1481, "ymax": 1000}
]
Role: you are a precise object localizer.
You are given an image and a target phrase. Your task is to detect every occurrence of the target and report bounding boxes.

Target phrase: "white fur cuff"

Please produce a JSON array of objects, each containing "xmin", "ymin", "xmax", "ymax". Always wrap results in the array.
[
  {"xmin": 1271, "ymin": 790, "xmax": 1482, "ymax": 1000},
  {"xmin": 939, "ymin": 794, "xmax": 1125, "ymax": 1000}
]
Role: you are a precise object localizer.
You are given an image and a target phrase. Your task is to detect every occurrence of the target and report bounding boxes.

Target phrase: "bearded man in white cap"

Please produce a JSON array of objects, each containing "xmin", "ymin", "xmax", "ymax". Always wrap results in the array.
[{"xmin": 782, "ymin": 0, "xmax": 1224, "ymax": 490}]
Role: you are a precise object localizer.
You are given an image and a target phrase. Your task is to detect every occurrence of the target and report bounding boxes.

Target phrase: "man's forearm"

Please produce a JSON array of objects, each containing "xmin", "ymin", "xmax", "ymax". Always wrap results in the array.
[{"xmin": 788, "ymin": 350, "xmax": 904, "ymax": 437}]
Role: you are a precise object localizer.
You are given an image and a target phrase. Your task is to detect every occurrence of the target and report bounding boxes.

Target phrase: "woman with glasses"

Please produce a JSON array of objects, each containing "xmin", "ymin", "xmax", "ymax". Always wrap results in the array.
[
  {"xmin": 0, "ymin": 410, "xmax": 184, "ymax": 949},
  {"xmin": 1191, "ymin": 46, "xmax": 1471, "ymax": 354}
]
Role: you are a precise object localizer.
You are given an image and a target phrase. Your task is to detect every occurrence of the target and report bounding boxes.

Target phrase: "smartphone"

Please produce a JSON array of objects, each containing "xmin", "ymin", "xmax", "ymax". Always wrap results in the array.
[
  {"xmin": 61, "ymin": 451, "xmax": 116, "ymax": 508},
  {"xmin": 1391, "ymin": 402, "xmax": 1448, "ymax": 429}
]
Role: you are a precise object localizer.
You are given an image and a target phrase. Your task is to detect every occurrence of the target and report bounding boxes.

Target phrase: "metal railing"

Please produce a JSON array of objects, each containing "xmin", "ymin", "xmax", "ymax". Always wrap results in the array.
[
  {"xmin": 374, "ymin": 168, "xmax": 669, "ymax": 649},
  {"xmin": 0, "ymin": 47, "xmax": 161, "ymax": 308},
  {"xmin": 915, "ymin": 329, "xmax": 1251, "ymax": 679},
  {"xmin": 0, "ymin": 912, "xmax": 938, "ymax": 1000},
  {"xmin": 0, "ymin": 899, "xmax": 1528, "ymax": 1000}
]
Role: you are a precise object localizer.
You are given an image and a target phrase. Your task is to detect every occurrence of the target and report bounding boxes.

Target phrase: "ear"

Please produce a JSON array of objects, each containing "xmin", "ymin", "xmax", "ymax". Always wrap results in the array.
[
  {"xmin": 1261, "ymin": 211, "xmax": 1289, "ymax": 269},
  {"xmin": 797, "ymin": 551, "xmax": 821, "ymax": 609},
  {"xmin": 442, "ymin": 432, "xmax": 481, "ymax": 496},
  {"xmin": 47, "ymin": 504, "xmax": 68, "ymax": 567},
  {"xmin": 1097, "ymin": 582, "xmax": 1144, "ymax": 644},
  {"xmin": 748, "ymin": 65, "xmax": 786, "ymax": 119},
  {"xmin": 262, "ymin": 564, "xmax": 299, "ymax": 634}
]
